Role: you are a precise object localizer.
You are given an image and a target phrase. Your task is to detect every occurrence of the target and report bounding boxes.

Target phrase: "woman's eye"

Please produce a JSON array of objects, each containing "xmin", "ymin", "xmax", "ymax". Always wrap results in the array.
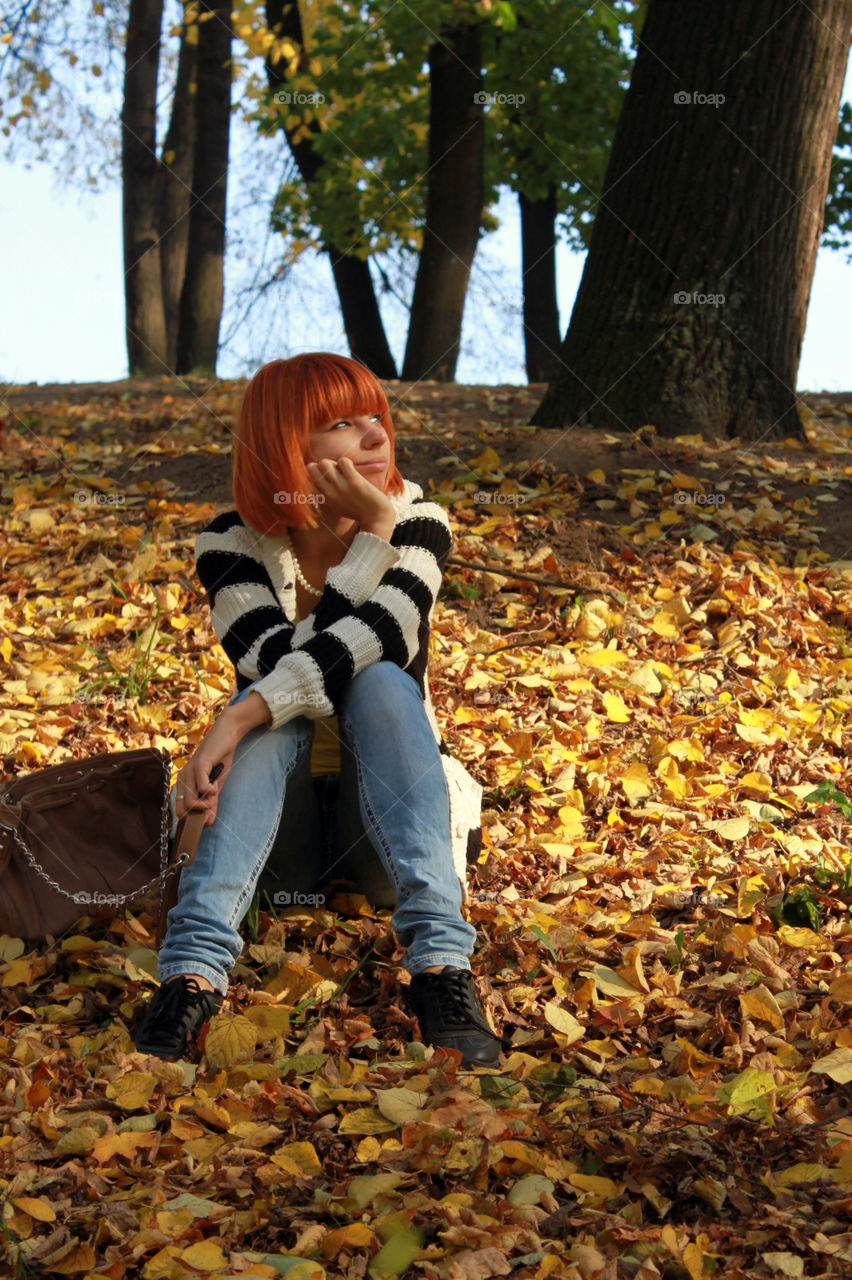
[{"xmin": 330, "ymin": 415, "xmax": 382, "ymax": 429}]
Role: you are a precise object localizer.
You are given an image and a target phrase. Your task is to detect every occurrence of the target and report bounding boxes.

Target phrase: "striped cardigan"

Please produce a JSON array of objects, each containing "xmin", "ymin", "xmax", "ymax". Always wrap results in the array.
[{"xmin": 191, "ymin": 478, "xmax": 483, "ymax": 893}]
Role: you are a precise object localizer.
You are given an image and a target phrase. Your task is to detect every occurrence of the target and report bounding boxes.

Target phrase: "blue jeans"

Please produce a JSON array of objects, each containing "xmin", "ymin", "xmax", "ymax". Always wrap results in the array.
[{"xmin": 158, "ymin": 662, "xmax": 476, "ymax": 994}]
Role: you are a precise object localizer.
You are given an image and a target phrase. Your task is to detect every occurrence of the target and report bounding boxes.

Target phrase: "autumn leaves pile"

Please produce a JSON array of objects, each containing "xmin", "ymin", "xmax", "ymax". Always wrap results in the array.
[{"xmin": 2, "ymin": 390, "xmax": 852, "ymax": 1275}]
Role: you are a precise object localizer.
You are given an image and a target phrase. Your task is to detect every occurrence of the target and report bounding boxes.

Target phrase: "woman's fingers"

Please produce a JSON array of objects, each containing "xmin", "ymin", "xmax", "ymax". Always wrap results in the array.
[
  {"xmin": 307, "ymin": 459, "xmax": 344, "ymax": 488},
  {"xmin": 306, "ymin": 461, "xmax": 345, "ymax": 509},
  {"xmin": 175, "ymin": 764, "xmax": 222, "ymax": 820},
  {"xmin": 305, "ymin": 459, "xmax": 368, "ymax": 521}
]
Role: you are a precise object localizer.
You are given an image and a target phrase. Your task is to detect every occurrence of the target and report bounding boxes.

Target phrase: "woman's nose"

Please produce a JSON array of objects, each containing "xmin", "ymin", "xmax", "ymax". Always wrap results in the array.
[{"xmin": 364, "ymin": 422, "xmax": 386, "ymax": 445}]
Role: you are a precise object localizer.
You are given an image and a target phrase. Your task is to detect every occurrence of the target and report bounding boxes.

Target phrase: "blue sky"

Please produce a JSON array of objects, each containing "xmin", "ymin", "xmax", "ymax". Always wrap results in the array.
[{"xmin": 1, "ymin": 61, "xmax": 850, "ymax": 391}]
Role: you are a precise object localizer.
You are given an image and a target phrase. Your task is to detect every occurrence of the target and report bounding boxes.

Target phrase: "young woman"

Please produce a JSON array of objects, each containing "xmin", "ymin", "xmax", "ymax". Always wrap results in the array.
[{"xmin": 133, "ymin": 353, "xmax": 503, "ymax": 1067}]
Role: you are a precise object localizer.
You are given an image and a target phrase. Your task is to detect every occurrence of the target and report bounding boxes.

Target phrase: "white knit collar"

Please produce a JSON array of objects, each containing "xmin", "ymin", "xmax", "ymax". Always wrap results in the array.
[{"xmin": 389, "ymin": 476, "xmax": 424, "ymax": 510}]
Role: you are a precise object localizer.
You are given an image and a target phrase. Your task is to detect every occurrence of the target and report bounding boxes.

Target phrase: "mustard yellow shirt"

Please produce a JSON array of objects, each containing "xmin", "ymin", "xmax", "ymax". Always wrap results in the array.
[{"xmin": 294, "ymin": 597, "xmax": 341, "ymax": 777}]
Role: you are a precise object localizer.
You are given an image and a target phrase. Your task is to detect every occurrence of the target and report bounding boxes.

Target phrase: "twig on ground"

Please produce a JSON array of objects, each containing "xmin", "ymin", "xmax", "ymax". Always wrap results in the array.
[{"xmin": 443, "ymin": 556, "xmax": 625, "ymax": 602}]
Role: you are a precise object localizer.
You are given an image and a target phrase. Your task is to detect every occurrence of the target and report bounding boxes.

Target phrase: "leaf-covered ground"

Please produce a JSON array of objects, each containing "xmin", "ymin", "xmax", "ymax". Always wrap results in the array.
[{"xmin": 1, "ymin": 381, "xmax": 852, "ymax": 1279}]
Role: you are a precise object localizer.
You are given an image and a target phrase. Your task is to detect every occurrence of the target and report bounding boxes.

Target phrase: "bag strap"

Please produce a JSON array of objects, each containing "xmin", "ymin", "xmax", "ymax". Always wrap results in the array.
[
  {"xmin": 0, "ymin": 751, "xmax": 177, "ymax": 909},
  {"xmin": 155, "ymin": 808, "xmax": 206, "ymax": 947},
  {"xmin": 0, "ymin": 799, "xmax": 19, "ymax": 831}
]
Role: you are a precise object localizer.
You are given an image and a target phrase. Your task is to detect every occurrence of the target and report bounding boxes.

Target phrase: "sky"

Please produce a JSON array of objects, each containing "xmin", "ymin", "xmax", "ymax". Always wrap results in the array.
[{"xmin": 1, "ymin": 62, "xmax": 850, "ymax": 392}]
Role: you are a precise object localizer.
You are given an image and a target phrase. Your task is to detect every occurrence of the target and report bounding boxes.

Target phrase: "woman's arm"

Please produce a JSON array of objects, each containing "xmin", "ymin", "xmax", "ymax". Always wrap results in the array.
[
  {"xmin": 277, "ymin": 503, "xmax": 451, "ymax": 650},
  {"xmin": 250, "ymin": 504, "xmax": 452, "ymax": 729},
  {"xmin": 194, "ymin": 501, "xmax": 451, "ymax": 730},
  {"xmin": 171, "ymin": 688, "xmax": 273, "ymax": 823},
  {"xmin": 194, "ymin": 515, "xmax": 288, "ymax": 685},
  {"xmin": 194, "ymin": 512, "xmax": 400, "ymax": 685}
]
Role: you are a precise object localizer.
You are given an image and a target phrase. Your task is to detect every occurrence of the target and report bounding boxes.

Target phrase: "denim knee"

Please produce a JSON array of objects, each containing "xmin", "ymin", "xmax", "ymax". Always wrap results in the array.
[{"xmin": 340, "ymin": 661, "xmax": 417, "ymax": 713}]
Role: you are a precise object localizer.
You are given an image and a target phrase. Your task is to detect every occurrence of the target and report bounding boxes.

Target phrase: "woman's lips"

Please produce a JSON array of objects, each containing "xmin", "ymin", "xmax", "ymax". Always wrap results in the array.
[{"xmin": 355, "ymin": 459, "xmax": 387, "ymax": 471}]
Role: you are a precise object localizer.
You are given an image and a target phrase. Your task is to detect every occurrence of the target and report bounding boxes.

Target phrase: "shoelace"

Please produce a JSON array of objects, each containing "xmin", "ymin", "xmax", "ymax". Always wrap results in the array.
[
  {"xmin": 420, "ymin": 969, "xmax": 486, "ymax": 1028},
  {"xmin": 146, "ymin": 978, "xmax": 214, "ymax": 1046}
]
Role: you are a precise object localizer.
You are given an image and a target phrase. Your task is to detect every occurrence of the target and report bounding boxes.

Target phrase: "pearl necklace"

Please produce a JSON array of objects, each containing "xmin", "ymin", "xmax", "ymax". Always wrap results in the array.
[{"xmin": 284, "ymin": 531, "xmax": 324, "ymax": 597}]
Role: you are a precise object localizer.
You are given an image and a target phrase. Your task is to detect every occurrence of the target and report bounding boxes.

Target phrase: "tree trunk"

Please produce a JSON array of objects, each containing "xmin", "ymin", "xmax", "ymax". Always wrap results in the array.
[
  {"xmin": 265, "ymin": 0, "xmax": 397, "ymax": 379},
  {"xmin": 519, "ymin": 186, "xmax": 561, "ymax": 383},
  {"xmin": 531, "ymin": 0, "xmax": 852, "ymax": 441},
  {"xmin": 122, "ymin": 0, "xmax": 168, "ymax": 375},
  {"xmin": 326, "ymin": 248, "xmax": 399, "ymax": 378},
  {"xmin": 159, "ymin": 2, "xmax": 198, "ymax": 372},
  {"xmin": 401, "ymin": 24, "xmax": 484, "ymax": 382},
  {"xmin": 176, "ymin": 0, "xmax": 232, "ymax": 374}
]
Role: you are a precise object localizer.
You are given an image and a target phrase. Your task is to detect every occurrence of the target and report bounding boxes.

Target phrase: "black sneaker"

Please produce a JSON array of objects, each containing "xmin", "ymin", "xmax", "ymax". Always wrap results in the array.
[
  {"xmin": 406, "ymin": 967, "xmax": 503, "ymax": 1067},
  {"xmin": 132, "ymin": 976, "xmax": 224, "ymax": 1060}
]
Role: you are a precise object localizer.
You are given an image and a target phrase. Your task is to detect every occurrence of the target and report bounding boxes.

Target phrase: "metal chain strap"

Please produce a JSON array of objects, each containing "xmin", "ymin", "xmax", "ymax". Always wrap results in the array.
[{"xmin": 2, "ymin": 751, "xmax": 189, "ymax": 908}]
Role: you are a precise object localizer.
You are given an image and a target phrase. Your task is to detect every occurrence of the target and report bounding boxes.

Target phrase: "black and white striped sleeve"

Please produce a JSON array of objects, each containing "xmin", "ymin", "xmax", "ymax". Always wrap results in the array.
[
  {"xmin": 295, "ymin": 500, "xmax": 451, "ymax": 638},
  {"xmin": 194, "ymin": 512, "xmax": 296, "ymax": 686},
  {"xmin": 195, "ymin": 513, "xmax": 409, "ymax": 708},
  {"xmin": 251, "ymin": 502, "xmax": 452, "ymax": 728}
]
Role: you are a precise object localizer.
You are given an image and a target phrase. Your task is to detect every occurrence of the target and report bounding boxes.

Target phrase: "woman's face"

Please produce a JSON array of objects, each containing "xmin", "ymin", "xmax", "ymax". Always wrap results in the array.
[{"xmin": 307, "ymin": 410, "xmax": 391, "ymax": 489}]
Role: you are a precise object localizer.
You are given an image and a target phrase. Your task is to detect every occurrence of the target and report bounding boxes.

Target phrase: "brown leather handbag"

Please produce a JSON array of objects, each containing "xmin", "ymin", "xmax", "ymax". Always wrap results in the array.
[{"xmin": 0, "ymin": 748, "xmax": 206, "ymax": 947}]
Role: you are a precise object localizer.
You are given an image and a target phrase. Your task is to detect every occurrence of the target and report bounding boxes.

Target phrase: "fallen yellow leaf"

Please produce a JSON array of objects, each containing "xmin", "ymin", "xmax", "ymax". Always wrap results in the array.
[
  {"xmin": 811, "ymin": 1047, "xmax": 852, "ymax": 1084},
  {"xmin": 739, "ymin": 984, "xmax": 784, "ymax": 1030},
  {"xmin": 11, "ymin": 1196, "xmax": 56, "ymax": 1222},
  {"xmin": 374, "ymin": 1088, "xmax": 428, "ymax": 1125},
  {"xmin": 568, "ymin": 1172, "xmax": 621, "ymax": 1201},
  {"xmin": 777, "ymin": 926, "xmax": 829, "ymax": 951},
  {"xmin": 603, "ymin": 692, "xmax": 630, "ymax": 722},
  {"xmin": 178, "ymin": 1239, "xmax": 228, "ymax": 1270},
  {"xmin": 543, "ymin": 1002, "xmax": 585, "ymax": 1045},
  {"xmin": 320, "ymin": 1223, "xmax": 378, "ymax": 1259},
  {"xmin": 711, "ymin": 817, "xmax": 751, "ymax": 842},
  {"xmin": 204, "ymin": 1014, "xmax": 257, "ymax": 1068},
  {"xmin": 106, "ymin": 1071, "xmax": 158, "ymax": 1110},
  {"xmin": 271, "ymin": 1141, "xmax": 323, "ymax": 1177}
]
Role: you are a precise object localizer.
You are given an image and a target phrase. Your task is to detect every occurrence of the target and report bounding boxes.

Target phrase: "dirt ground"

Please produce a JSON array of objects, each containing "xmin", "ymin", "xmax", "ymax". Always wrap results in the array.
[{"xmin": 5, "ymin": 377, "xmax": 852, "ymax": 578}]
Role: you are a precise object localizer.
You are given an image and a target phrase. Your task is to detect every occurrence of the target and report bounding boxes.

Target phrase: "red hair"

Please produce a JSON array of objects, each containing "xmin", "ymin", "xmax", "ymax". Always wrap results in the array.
[{"xmin": 232, "ymin": 353, "xmax": 405, "ymax": 534}]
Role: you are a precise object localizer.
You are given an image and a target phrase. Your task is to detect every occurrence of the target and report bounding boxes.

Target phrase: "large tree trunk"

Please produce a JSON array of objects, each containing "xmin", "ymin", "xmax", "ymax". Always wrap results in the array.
[
  {"xmin": 159, "ymin": 2, "xmax": 198, "ymax": 372},
  {"xmin": 326, "ymin": 248, "xmax": 398, "ymax": 378},
  {"xmin": 122, "ymin": 0, "xmax": 168, "ymax": 375},
  {"xmin": 519, "ymin": 186, "xmax": 561, "ymax": 383},
  {"xmin": 265, "ymin": 0, "xmax": 397, "ymax": 379},
  {"xmin": 401, "ymin": 24, "xmax": 484, "ymax": 382},
  {"xmin": 531, "ymin": 0, "xmax": 852, "ymax": 441},
  {"xmin": 176, "ymin": 0, "xmax": 232, "ymax": 374}
]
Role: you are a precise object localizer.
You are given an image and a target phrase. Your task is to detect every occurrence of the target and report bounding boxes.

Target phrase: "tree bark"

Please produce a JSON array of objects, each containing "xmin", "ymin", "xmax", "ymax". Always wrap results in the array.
[
  {"xmin": 265, "ymin": 0, "xmax": 397, "ymax": 378},
  {"xmin": 531, "ymin": 0, "xmax": 852, "ymax": 441},
  {"xmin": 122, "ymin": 0, "xmax": 169, "ymax": 374},
  {"xmin": 325, "ymin": 247, "xmax": 398, "ymax": 377},
  {"xmin": 159, "ymin": 3, "xmax": 198, "ymax": 371},
  {"xmin": 519, "ymin": 186, "xmax": 561, "ymax": 383},
  {"xmin": 176, "ymin": 0, "xmax": 232, "ymax": 374},
  {"xmin": 401, "ymin": 24, "xmax": 485, "ymax": 382}
]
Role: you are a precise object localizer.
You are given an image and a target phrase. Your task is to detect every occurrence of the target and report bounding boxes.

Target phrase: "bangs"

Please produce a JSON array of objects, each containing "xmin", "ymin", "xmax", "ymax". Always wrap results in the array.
[{"xmin": 299, "ymin": 356, "xmax": 390, "ymax": 429}]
